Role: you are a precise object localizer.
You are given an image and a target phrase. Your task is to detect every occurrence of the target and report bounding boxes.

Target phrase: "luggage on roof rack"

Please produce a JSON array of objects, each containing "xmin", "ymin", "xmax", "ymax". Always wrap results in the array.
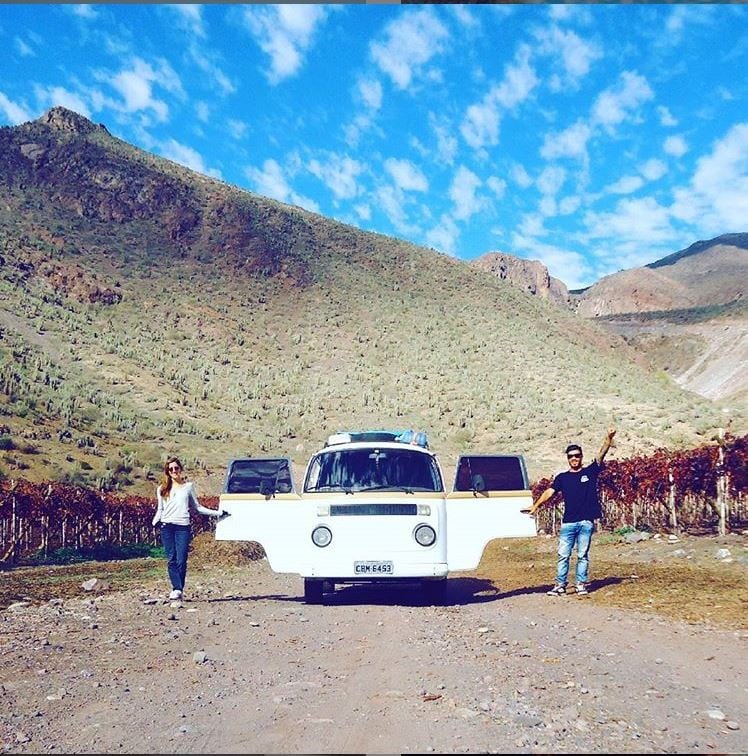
[{"xmin": 325, "ymin": 429, "xmax": 429, "ymax": 448}]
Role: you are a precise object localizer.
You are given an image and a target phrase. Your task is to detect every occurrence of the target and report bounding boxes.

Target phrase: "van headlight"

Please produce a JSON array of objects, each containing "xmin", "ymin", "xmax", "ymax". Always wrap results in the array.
[
  {"xmin": 414, "ymin": 524, "xmax": 436, "ymax": 547},
  {"xmin": 311, "ymin": 526, "xmax": 332, "ymax": 548}
]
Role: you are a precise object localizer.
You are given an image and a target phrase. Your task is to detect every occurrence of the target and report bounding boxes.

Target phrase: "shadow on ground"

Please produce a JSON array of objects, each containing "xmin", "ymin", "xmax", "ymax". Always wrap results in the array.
[{"xmin": 206, "ymin": 576, "xmax": 564, "ymax": 607}]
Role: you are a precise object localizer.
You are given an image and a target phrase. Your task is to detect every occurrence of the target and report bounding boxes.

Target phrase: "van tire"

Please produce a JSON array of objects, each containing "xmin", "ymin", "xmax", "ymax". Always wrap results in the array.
[{"xmin": 304, "ymin": 578, "xmax": 324, "ymax": 604}]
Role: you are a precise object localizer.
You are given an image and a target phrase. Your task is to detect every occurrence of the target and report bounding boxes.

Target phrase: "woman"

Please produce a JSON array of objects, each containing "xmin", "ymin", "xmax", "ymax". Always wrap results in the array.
[{"xmin": 152, "ymin": 456, "xmax": 219, "ymax": 601}]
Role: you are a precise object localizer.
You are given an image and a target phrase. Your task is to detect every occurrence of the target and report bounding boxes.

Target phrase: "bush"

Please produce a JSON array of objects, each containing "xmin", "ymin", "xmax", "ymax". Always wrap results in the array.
[
  {"xmin": 0, "ymin": 436, "xmax": 14, "ymax": 451},
  {"xmin": 614, "ymin": 525, "xmax": 637, "ymax": 536}
]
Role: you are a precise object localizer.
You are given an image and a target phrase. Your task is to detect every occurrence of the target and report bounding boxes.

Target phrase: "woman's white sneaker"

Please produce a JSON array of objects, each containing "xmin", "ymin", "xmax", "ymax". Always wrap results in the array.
[{"xmin": 169, "ymin": 589, "xmax": 182, "ymax": 600}]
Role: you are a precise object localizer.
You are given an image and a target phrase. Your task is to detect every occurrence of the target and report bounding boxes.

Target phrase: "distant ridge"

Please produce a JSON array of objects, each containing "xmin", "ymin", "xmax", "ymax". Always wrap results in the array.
[{"xmin": 648, "ymin": 232, "xmax": 748, "ymax": 269}]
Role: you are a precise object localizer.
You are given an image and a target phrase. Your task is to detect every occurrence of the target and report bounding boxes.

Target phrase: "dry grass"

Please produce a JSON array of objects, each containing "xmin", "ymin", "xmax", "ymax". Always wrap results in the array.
[{"xmin": 476, "ymin": 534, "xmax": 748, "ymax": 630}]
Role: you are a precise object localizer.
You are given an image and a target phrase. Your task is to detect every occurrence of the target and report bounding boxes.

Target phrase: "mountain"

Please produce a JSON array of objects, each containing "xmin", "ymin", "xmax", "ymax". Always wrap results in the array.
[
  {"xmin": 572, "ymin": 233, "xmax": 748, "ymax": 317},
  {"xmin": 569, "ymin": 235, "xmax": 747, "ymax": 402},
  {"xmin": 0, "ymin": 107, "xmax": 741, "ymax": 496},
  {"xmin": 470, "ymin": 253, "xmax": 571, "ymax": 308}
]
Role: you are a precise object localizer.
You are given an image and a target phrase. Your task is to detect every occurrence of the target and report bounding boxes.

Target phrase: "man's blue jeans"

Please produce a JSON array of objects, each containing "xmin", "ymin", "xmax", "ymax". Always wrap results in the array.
[
  {"xmin": 555, "ymin": 520, "xmax": 594, "ymax": 586},
  {"xmin": 161, "ymin": 523, "xmax": 191, "ymax": 591}
]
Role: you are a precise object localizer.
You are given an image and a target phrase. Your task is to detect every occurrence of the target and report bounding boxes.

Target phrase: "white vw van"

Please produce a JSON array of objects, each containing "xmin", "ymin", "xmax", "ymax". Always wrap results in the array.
[{"xmin": 215, "ymin": 431, "xmax": 536, "ymax": 603}]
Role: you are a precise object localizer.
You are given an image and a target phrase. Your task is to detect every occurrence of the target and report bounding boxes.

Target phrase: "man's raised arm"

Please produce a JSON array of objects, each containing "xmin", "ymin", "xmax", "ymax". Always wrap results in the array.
[{"xmin": 596, "ymin": 427, "xmax": 617, "ymax": 464}]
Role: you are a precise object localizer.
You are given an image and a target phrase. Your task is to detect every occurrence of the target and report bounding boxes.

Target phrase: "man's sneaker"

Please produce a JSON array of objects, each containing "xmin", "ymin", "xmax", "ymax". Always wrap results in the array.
[
  {"xmin": 546, "ymin": 584, "xmax": 566, "ymax": 596},
  {"xmin": 575, "ymin": 583, "xmax": 589, "ymax": 596},
  {"xmin": 168, "ymin": 589, "xmax": 182, "ymax": 600}
]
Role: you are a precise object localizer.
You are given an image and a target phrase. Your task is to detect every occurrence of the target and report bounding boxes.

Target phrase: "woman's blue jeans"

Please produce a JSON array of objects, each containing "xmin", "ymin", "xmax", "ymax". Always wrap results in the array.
[
  {"xmin": 160, "ymin": 523, "xmax": 191, "ymax": 591},
  {"xmin": 555, "ymin": 520, "xmax": 594, "ymax": 586}
]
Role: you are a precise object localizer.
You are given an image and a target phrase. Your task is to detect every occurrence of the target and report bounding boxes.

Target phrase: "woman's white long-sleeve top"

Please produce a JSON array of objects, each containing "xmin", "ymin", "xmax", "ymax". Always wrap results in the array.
[{"xmin": 153, "ymin": 481, "xmax": 215, "ymax": 526}]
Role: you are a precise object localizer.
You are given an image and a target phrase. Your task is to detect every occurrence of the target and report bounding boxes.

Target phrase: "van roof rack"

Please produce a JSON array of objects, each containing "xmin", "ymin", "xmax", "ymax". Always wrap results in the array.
[{"xmin": 325, "ymin": 430, "xmax": 429, "ymax": 448}]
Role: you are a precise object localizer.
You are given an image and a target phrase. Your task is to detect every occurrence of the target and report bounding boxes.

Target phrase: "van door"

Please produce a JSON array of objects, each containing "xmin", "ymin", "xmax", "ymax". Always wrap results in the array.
[
  {"xmin": 446, "ymin": 455, "xmax": 536, "ymax": 571},
  {"xmin": 215, "ymin": 457, "xmax": 314, "ymax": 574}
]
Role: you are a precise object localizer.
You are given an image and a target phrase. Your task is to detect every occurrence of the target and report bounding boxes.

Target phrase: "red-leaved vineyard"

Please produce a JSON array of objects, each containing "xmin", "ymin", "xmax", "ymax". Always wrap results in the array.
[{"xmin": 1, "ymin": 434, "xmax": 746, "ymax": 565}]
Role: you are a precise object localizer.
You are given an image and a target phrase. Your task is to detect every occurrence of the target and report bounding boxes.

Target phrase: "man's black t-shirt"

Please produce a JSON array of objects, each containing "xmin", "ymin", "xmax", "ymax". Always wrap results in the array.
[{"xmin": 552, "ymin": 460, "xmax": 602, "ymax": 523}]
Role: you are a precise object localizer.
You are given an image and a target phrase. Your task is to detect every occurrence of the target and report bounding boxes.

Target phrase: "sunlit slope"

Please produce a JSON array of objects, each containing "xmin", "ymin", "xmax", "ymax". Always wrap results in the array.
[{"xmin": 0, "ymin": 108, "xmax": 739, "ymax": 493}]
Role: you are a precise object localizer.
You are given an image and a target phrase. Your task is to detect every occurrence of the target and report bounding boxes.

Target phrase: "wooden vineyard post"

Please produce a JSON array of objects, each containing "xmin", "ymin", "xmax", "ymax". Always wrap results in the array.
[{"xmin": 717, "ymin": 429, "xmax": 727, "ymax": 536}]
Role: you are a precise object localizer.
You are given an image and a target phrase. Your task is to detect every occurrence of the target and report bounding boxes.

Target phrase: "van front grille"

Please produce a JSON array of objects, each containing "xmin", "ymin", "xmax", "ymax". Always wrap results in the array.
[{"xmin": 329, "ymin": 503, "xmax": 418, "ymax": 516}]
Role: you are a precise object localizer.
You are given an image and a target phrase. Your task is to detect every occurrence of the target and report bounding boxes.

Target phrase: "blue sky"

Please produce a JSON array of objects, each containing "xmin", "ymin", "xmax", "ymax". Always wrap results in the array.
[{"xmin": 1, "ymin": 4, "xmax": 746, "ymax": 289}]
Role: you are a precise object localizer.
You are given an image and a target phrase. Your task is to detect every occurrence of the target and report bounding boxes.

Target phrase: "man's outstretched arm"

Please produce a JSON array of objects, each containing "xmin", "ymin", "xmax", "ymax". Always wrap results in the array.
[
  {"xmin": 596, "ymin": 427, "xmax": 617, "ymax": 464},
  {"xmin": 525, "ymin": 485, "xmax": 556, "ymax": 515}
]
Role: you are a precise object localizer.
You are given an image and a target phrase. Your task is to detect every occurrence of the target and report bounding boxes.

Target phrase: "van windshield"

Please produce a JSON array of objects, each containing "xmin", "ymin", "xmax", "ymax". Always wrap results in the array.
[{"xmin": 305, "ymin": 448, "xmax": 443, "ymax": 493}]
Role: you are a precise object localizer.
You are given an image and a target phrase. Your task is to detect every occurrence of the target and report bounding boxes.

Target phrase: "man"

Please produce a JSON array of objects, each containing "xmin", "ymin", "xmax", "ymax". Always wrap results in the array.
[{"xmin": 527, "ymin": 427, "xmax": 616, "ymax": 596}]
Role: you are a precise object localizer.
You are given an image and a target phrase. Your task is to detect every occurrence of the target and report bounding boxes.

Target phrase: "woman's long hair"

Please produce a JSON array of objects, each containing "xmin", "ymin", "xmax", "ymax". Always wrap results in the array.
[{"xmin": 159, "ymin": 456, "xmax": 183, "ymax": 500}]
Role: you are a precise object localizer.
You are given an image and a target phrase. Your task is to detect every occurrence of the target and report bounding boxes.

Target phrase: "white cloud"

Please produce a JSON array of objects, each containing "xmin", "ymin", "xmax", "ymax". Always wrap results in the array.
[
  {"xmin": 640, "ymin": 158, "xmax": 667, "ymax": 182},
  {"xmin": 167, "ymin": 4, "xmax": 205, "ymax": 37},
  {"xmin": 69, "ymin": 4, "xmax": 97, "ymax": 20},
  {"xmin": 449, "ymin": 165, "xmax": 484, "ymax": 221},
  {"xmin": 370, "ymin": 8, "xmax": 449, "ymax": 90},
  {"xmin": 510, "ymin": 233, "xmax": 590, "ymax": 289},
  {"xmin": 227, "ymin": 118, "xmax": 247, "ymax": 140},
  {"xmin": 584, "ymin": 196, "xmax": 674, "ymax": 245},
  {"xmin": 343, "ymin": 111, "xmax": 385, "ymax": 151},
  {"xmin": 243, "ymin": 5, "xmax": 331, "ymax": 85},
  {"xmin": 0, "ymin": 92, "xmax": 33, "ymax": 125},
  {"xmin": 33, "ymin": 85, "xmax": 91, "ymax": 118},
  {"xmin": 535, "ymin": 26, "xmax": 601, "ymax": 90},
  {"xmin": 664, "ymin": 134, "xmax": 688, "ymax": 158},
  {"xmin": 547, "ymin": 5, "xmax": 593, "ymax": 25},
  {"xmin": 517, "ymin": 212, "xmax": 547, "ymax": 238},
  {"xmin": 449, "ymin": 5, "xmax": 479, "ymax": 30},
  {"xmin": 671, "ymin": 122, "xmax": 748, "ymax": 230},
  {"xmin": 664, "ymin": 5, "xmax": 715, "ymax": 45},
  {"xmin": 14, "ymin": 37, "xmax": 35, "ymax": 57},
  {"xmin": 591, "ymin": 71, "xmax": 654, "ymax": 133},
  {"xmin": 245, "ymin": 158, "xmax": 319, "ymax": 213},
  {"xmin": 160, "ymin": 138, "xmax": 221, "ymax": 178},
  {"xmin": 195, "ymin": 102, "xmax": 210, "ymax": 123},
  {"xmin": 384, "ymin": 158, "xmax": 428, "ymax": 192},
  {"xmin": 460, "ymin": 45, "xmax": 538, "ymax": 151},
  {"xmin": 460, "ymin": 96, "xmax": 501, "ymax": 151},
  {"xmin": 106, "ymin": 57, "xmax": 183, "ymax": 121},
  {"xmin": 375, "ymin": 184, "xmax": 418, "ymax": 236},
  {"xmin": 308, "ymin": 153, "xmax": 363, "ymax": 201},
  {"xmin": 657, "ymin": 105, "xmax": 677, "ymax": 127},
  {"xmin": 539, "ymin": 196, "xmax": 557, "ymax": 217},
  {"xmin": 432, "ymin": 119, "xmax": 459, "ymax": 165},
  {"xmin": 511, "ymin": 163, "xmax": 533, "ymax": 189},
  {"xmin": 357, "ymin": 77, "xmax": 383, "ymax": 111},
  {"xmin": 189, "ymin": 47, "xmax": 236, "ymax": 97},
  {"xmin": 353, "ymin": 203, "xmax": 371, "ymax": 222},
  {"xmin": 425, "ymin": 214, "xmax": 459, "ymax": 255},
  {"xmin": 540, "ymin": 119, "xmax": 592, "ymax": 163},
  {"xmin": 537, "ymin": 165, "xmax": 566, "ymax": 196},
  {"xmin": 558, "ymin": 195, "xmax": 581, "ymax": 215},
  {"xmin": 493, "ymin": 44, "xmax": 539, "ymax": 109},
  {"xmin": 487, "ymin": 176, "xmax": 507, "ymax": 199},
  {"xmin": 605, "ymin": 175, "xmax": 644, "ymax": 195}
]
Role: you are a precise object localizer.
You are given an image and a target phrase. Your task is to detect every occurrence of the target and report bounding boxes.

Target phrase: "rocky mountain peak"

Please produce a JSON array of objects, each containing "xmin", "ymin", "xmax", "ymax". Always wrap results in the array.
[
  {"xmin": 471, "ymin": 252, "xmax": 571, "ymax": 308},
  {"xmin": 38, "ymin": 106, "xmax": 108, "ymax": 136}
]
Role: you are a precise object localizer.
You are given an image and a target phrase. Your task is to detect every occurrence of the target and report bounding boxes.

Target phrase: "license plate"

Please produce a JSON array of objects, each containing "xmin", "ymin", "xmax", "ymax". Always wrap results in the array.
[{"xmin": 354, "ymin": 560, "xmax": 393, "ymax": 575}]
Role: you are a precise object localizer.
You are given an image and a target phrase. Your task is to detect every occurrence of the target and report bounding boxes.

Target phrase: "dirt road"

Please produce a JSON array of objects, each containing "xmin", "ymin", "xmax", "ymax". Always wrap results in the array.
[{"xmin": 1, "ymin": 556, "xmax": 746, "ymax": 754}]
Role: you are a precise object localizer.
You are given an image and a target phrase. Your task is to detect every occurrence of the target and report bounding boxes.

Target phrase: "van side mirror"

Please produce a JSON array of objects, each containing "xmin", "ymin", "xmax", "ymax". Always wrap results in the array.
[{"xmin": 259, "ymin": 479, "xmax": 275, "ymax": 496}]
